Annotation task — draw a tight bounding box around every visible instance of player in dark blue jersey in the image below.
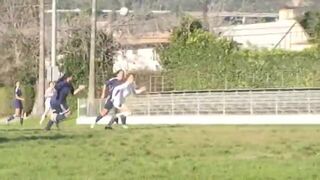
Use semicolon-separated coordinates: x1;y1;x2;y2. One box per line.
45;73;85;131
6;81;24;125
91;70;125;128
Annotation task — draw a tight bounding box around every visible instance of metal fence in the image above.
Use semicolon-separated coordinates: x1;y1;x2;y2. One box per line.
78;88;320;117
139;72;320;93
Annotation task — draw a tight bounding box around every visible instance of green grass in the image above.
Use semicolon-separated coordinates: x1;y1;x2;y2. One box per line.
1;119;320;180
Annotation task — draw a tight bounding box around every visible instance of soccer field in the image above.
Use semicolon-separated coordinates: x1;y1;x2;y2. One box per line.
1;119;320;180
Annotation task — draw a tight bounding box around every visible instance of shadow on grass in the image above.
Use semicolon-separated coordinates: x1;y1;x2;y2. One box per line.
0;134;75;144
0;128;45;132
129;125;184;130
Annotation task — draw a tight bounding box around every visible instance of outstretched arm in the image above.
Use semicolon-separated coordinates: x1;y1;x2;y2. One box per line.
101;85;107;99
73;85;86;95
134;86;146;94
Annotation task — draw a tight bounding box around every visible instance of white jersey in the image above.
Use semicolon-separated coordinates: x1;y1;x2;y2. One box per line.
111;82;135;108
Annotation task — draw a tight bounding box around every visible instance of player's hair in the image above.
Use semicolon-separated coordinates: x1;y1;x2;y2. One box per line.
126;73;135;79
114;69;125;77
57;72;72;84
14;81;19;93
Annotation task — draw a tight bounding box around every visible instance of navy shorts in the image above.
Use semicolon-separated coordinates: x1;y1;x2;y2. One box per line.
104;98;114;110
51;103;63;114
14;100;23;109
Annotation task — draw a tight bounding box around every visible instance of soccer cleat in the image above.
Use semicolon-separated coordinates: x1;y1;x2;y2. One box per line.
20;117;24;126
114;117;119;124
122;125;128;129
105;126;113;130
90;123;96;129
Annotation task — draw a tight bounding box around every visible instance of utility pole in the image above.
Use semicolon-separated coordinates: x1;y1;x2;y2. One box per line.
33;0;45;116
51;0;57;81
88;0;96;115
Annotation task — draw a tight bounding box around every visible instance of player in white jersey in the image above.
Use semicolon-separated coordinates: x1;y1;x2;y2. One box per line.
40;81;55;125
105;74;146;129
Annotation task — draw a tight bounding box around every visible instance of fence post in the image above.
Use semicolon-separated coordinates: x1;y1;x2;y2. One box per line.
222;91;226;115
161;76;164;92
308;90;311;114
197;92;200;115
275;92;279;115
171;93;174;115
149;76;152;93
250;91;253;115
147;94;150;116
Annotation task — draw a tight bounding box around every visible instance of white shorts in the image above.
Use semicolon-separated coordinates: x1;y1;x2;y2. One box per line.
45;98;51;110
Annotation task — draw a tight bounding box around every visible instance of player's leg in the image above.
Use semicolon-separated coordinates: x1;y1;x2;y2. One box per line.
6;107;19;124
118;105;131;129
45;103;62;131
40;99;50;125
91;99;112;128
19;108;24;126
105;108;118;129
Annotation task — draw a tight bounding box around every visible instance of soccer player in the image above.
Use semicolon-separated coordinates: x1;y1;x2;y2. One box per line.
6;81;24;125
91;70;125;128
40;81;55;125
44;73;85;131
105;74;146;129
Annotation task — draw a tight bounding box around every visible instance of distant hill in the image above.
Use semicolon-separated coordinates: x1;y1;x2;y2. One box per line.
57;0;320;13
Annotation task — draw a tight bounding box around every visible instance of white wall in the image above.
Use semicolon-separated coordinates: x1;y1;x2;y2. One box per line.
113;48;162;72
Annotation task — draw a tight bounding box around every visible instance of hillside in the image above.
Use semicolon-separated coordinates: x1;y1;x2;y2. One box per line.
55;0;320;13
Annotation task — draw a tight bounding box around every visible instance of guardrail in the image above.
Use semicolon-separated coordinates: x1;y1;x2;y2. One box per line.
78;88;320;117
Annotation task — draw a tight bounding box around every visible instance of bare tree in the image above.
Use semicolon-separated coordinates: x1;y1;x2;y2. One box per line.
0;0;38;84
32;0;45;116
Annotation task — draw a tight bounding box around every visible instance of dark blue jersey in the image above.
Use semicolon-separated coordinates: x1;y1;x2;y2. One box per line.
51;81;73;110
105;78;122;97
15;88;22;100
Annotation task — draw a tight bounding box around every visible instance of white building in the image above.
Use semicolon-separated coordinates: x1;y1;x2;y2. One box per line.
214;7;312;51
113;48;162;72
112;32;170;72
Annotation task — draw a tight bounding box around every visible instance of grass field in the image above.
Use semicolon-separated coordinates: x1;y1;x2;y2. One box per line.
1;118;320;180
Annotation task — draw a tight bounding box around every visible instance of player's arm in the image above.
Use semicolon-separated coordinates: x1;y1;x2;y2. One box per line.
15;89;24;101
134;86;146;94
73;85;86;95
15;94;24;101
101;85;110;99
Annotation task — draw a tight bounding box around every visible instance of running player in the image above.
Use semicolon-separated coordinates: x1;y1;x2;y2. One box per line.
40;81;55;125
105;74;146;129
91;70;125;128
6;81;24;125
44;73;85;131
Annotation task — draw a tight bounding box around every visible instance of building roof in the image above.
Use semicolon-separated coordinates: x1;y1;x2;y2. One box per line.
114;32;170;46
213;19;311;51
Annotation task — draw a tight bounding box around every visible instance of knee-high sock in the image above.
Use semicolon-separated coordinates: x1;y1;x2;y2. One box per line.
95;115;103;123
45;120;54;130
120;115;127;125
107;115;117;127
7;115;15;122
20;116;23;126
56;114;66;123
